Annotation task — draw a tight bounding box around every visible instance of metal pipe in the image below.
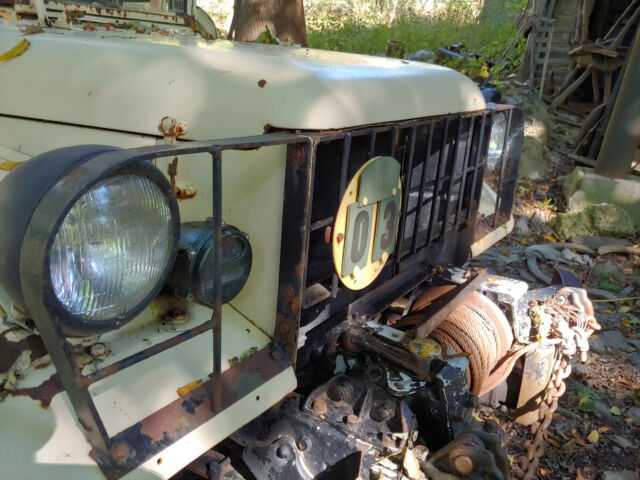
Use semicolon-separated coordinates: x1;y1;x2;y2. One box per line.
595;28;640;178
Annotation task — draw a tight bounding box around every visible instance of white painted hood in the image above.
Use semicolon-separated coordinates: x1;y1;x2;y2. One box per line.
0;24;486;139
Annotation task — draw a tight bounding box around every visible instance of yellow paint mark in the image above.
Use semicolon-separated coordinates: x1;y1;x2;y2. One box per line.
177;379;203;397
0;38;29;61
0;160;22;171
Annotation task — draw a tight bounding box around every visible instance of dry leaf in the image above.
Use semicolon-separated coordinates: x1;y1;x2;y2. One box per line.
577;470;587;480
548;438;560;447
0;10;11;20
403;448;421;480
540;467;550;477
501;250;510;257
619;378;633;387
21;24;44;35
597;425;610;433
544;235;557;243
176;379;203;396
619;305;632;313
587;429;599;443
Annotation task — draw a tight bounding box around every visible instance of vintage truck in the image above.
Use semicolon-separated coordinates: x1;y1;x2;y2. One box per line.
0;0;599;479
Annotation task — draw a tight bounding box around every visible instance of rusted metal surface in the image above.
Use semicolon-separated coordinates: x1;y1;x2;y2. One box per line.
515;344;555;426
17;133;313;480
103;344;289;478
342;324;431;378
403;268;489;340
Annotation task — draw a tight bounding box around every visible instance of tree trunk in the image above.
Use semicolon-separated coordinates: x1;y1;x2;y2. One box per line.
229;0;307;47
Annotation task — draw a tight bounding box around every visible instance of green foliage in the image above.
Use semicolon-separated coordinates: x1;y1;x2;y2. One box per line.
306;0;526;80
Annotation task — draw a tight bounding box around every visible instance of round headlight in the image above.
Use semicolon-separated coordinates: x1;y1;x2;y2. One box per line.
50;174;175;322
0;145;180;337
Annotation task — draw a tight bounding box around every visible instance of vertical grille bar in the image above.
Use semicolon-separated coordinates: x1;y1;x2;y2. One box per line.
395;125;417;265
493;109;513;227
466;113;487;222
368;130;377;158
210;148;223;412
389;126;398;157
411;121;434;254
427;118;450;242
441;117;463;236
331;134;352;298
455;116;477;229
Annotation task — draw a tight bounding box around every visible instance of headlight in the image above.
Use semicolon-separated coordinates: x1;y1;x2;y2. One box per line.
0;145;180;336
487;112;507;168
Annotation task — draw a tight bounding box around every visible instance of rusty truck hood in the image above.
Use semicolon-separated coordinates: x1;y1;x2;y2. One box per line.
0;24;486;139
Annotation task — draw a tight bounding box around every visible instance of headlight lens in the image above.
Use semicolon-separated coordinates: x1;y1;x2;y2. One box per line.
487;112;507;168
50;174;174;322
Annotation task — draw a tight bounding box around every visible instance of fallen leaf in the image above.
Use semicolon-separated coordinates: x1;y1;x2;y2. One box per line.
619;305;632;313
0;10;11;20
548;437;560;447
20;24;44;35
587;429;599;443
577;386;599;412
605;309;614;314
597;425;610;433
618;378;633;388
611;406;621;416
544;235;557;243
501;250;510;257
540;467;550;477
176;379;203;396
403;448;421;480
577;470;587;480
0;38;29;61
623;267;634;275
624;332;636;338
599;279;622;292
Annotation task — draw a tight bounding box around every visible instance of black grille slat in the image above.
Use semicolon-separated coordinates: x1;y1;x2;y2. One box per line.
304;112;488;319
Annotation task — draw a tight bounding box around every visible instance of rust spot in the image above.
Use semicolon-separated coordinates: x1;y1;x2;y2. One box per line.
8;374;63;409
324;225;332;244
21;24;44;35
83;22;97;31
112;443;131;463
337;233;344;243
289;297;301;315
279;285;295;303
263;123;273;133
257;79;267;88
1;328;48;372
311;398;327;414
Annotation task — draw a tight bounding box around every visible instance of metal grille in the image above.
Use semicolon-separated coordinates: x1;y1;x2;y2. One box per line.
303;112;490;322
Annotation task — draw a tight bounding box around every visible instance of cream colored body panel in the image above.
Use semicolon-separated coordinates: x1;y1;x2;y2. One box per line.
0;21;485;139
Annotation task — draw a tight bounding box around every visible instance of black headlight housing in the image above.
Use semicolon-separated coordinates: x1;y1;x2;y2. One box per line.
0;145;180;337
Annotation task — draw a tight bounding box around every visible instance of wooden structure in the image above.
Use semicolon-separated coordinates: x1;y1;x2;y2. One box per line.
519;0;640;172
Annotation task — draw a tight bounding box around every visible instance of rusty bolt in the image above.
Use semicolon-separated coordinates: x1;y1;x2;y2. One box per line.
311;398;327;415
324;225;332;244
452;455;474;475
328;378;354;402
112;443;130;464
276;444;293;460
336;232;344;244
89;343;107;358
371;402;395;422
297;436;312;451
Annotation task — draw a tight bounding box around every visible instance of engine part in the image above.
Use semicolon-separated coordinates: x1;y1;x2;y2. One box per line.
303;374;417;451
167;220;252;306
233;395;379;480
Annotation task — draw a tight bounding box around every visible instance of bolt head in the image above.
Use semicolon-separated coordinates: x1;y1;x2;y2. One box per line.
276;444;293;460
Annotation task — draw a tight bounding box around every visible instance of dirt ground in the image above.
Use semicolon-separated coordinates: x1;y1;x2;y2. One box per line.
472;138;640;479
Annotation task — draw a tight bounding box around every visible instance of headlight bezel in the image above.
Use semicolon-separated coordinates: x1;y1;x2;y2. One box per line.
17;150;180;337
